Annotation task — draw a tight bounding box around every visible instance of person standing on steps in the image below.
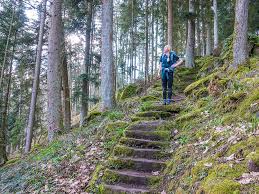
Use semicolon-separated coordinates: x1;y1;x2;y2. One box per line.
159;45;184;105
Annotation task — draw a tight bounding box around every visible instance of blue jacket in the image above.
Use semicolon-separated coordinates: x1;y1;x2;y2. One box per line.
160;51;179;79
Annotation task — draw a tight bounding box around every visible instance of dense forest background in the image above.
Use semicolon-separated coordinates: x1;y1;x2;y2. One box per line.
0;0;258;193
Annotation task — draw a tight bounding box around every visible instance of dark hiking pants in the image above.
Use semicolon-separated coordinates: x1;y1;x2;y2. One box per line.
162;71;174;100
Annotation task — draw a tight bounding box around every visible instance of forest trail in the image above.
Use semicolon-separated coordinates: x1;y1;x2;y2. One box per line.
101;95;185;193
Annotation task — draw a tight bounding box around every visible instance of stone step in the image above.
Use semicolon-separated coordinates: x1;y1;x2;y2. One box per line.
120;137;169;149
107;157;166;172
127;121;166;131
113;145;169;160
103;183;151;194
125;130;170;141
103;169;160;187
134;111;173;119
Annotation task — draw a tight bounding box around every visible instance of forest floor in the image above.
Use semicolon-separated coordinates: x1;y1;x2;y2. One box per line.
0;53;259;193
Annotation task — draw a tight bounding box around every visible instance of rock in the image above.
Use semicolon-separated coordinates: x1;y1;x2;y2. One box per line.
248;160;259;172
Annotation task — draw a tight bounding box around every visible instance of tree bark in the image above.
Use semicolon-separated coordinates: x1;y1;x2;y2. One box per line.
47;0;63;142
145;0;149;84
61;32;71;131
25;0;47;153
80;0;92;126
167;0;173;49
213;0;219;50
206;22;212;55
233;0;249;68
185;0;195;68
100;0;115;111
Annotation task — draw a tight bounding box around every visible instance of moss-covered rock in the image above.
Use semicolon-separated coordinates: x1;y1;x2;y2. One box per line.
140;103;181;113
86;111;102;122
120;84;139;100
184;72;218;96
200;179;241;194
130;116;156;122
135;111;172;119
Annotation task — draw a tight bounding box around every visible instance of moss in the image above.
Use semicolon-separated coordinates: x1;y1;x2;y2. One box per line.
120;84;139;100
236;89;259;118
191;159;214;183
141;104;181;113
246;151;259;166
140;95;160;102
184;72;218;95
102;169;120;184
113;145;133;157
86;111;102;122
103;110;124;120
130;116;156;122
106;157;133;170
87;165;104;192
135;111;172;119
217;91;247;113
227;136;257;157
176;109;203;123
201;179;241;194
105;121;128;133
148;176;162;189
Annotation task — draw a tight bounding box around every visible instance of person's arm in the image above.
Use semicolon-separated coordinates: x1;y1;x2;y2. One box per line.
172;58;184;68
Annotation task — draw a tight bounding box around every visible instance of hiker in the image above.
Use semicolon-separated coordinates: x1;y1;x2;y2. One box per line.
159;45;184;105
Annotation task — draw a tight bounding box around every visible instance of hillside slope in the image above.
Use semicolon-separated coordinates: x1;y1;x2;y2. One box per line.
1;54;258;193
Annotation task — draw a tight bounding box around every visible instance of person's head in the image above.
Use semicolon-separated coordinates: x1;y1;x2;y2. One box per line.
164;45;171;54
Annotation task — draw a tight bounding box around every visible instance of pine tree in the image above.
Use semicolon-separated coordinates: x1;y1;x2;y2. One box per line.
100;0;115;111
233;0;249;68
47;0;63;142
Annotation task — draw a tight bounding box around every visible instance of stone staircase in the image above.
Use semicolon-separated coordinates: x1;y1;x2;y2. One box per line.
102;120;169;193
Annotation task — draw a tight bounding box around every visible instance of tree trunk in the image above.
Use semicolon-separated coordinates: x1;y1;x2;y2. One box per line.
47;0;63;142
185;0;195;68
100;0;115;111
167;0;173;49
213;0;219;50
233;0;249;68
145;0;149;84
206;22;212;55
0;43;15;165
25;0;47;153
80;0;92;126
196;18;201;56
61;32;71;131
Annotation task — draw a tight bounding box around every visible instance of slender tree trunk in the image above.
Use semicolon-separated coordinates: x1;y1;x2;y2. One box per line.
61;33;71;131
196;18;201;56
25;0;47;153
213;0;219;50
145;0;149;84
101;0;115;111
0;43;15;164
47;0;63;142
167;0;173;49
80;0;92;126
233;0;249;68
185;0;195;68
206;22;212;55
155;15;158;75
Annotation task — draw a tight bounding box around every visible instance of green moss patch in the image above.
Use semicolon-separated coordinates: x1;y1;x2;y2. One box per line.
135;111;172;119
120;84;139;100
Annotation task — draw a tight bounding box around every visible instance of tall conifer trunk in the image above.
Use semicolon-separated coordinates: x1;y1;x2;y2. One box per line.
233;0;249;68
47;0;63;142
25;0;47;153
100;0;115;111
